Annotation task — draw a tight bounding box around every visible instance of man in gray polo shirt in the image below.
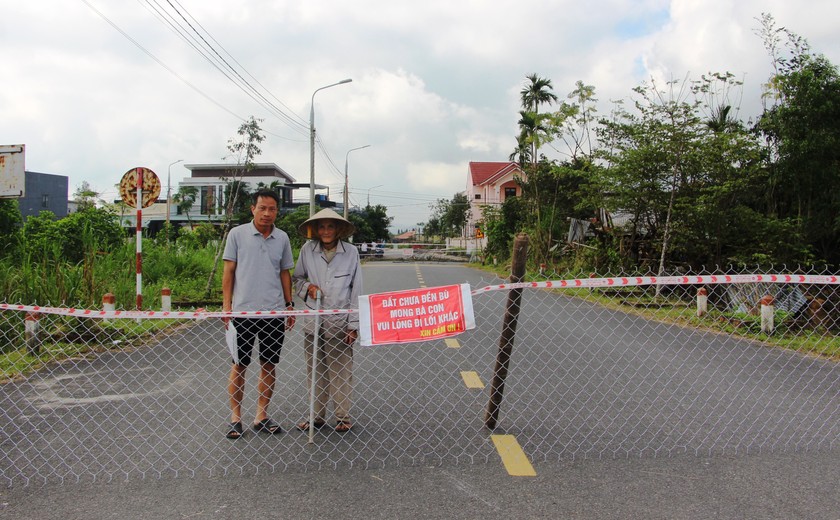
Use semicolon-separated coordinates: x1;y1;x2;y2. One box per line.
222;189;295;439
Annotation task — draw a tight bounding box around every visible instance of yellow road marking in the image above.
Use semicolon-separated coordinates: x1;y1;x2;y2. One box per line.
444;338;460;349
491;435;536;477
460;371;484;389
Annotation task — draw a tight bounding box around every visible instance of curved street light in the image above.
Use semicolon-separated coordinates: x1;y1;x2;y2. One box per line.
166;159;183;228
366;184;383;207
310;78;352;216
344;144;371;219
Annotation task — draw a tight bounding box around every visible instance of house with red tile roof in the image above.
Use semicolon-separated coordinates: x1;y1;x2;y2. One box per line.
466;161;524;236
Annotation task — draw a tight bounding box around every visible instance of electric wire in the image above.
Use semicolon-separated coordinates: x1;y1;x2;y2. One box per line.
78;0;245;121
136;0;308;135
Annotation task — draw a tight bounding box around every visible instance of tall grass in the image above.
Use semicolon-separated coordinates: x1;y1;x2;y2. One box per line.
0;234;222;309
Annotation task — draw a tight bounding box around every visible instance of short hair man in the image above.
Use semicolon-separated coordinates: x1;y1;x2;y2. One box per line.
222;189;295;439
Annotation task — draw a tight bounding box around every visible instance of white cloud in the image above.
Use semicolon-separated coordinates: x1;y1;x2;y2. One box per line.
3;0;840;230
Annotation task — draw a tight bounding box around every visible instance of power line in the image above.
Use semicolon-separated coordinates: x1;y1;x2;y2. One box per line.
79;0;245;121
136;0;309;134
167;0;308;129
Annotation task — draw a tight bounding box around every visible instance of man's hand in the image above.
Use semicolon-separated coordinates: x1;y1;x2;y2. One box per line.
222;304;231;328
307;284;321;300
345;329;358;345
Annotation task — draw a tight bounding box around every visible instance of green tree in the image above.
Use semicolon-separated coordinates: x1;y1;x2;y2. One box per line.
517;73;558;170
594;76;706;279
55;208;123;262
277;205;311;249
223;179;253;225
756;16;840;266
0;199;22;258
172;185;198;229
482;196;526;262
357;204;393;243
427;193;470;239
73;181;99;211
206;116;265;297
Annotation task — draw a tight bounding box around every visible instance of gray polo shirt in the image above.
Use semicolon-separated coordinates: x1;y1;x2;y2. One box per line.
223;221;294;311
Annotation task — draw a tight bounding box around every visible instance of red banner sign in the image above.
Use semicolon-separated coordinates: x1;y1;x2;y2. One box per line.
359;284;475;346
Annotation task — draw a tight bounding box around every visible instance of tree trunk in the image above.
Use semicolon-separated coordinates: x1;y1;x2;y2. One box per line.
655;170;679;297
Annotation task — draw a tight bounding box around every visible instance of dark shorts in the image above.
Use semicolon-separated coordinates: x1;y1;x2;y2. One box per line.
231;317;285;366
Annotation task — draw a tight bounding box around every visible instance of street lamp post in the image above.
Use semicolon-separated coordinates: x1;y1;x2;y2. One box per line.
343;145;370;219
367;184;383;207
166;159;183;228
310;78;352;216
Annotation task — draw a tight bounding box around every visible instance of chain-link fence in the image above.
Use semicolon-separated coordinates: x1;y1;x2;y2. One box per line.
1;266;838;487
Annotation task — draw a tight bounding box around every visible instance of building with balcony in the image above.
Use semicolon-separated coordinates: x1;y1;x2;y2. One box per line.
466;161;524;236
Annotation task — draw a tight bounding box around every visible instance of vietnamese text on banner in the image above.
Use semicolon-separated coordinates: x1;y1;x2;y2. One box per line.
358;283;475;346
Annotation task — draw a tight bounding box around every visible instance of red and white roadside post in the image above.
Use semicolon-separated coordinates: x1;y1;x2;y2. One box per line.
102;292;116;324
119;166;161;312
161;287;172;312
24;311;41;356
760;295;775;334
135;168;143;310
696;287;708;317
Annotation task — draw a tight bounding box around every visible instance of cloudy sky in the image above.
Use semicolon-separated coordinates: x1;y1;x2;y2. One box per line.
3;1;839;232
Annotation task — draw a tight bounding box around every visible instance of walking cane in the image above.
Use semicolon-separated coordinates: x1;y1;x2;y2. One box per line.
308;290;322;445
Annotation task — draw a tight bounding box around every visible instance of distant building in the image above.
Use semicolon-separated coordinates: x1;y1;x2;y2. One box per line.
175;163;297;220
18;171;69;220
393;230;416;243
466;161;524;237
118;162;333;230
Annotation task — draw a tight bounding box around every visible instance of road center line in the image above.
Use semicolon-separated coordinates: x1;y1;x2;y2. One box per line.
444;338;460;349
460;370;484;388
491;435;537;477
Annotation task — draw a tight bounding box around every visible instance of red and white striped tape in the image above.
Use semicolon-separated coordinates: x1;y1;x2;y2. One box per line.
1;274;836;318
471;273;840;294
0;305;353;320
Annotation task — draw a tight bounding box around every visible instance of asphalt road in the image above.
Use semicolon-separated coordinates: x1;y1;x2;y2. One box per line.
1;261;838;519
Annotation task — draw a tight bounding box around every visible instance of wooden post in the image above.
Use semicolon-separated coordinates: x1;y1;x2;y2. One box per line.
696;287;708;317
161;287;172;312
485;233;529;429
24;312;41;356
760;295;775;334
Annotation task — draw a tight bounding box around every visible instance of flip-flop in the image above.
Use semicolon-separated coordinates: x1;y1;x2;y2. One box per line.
253;418;283;435
296;419;326;431
335;420;353;433
226;422;244;440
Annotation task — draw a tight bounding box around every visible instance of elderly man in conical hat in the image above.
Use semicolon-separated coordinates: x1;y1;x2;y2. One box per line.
292;208;362;433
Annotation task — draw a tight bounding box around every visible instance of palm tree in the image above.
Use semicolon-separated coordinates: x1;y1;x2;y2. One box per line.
509;137;532;166
519;74;558;169
172;186;198;228
706;104;738;133
520;73;558;114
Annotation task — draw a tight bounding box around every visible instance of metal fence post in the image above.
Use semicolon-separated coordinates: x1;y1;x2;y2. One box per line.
485;233;529;430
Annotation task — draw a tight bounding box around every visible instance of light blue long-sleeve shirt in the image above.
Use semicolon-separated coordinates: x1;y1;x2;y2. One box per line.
293;240;362;334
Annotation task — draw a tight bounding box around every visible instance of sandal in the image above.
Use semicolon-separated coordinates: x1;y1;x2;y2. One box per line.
253;418;283;435
226;422;244;440
335;420;353;433
296;419;326;431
